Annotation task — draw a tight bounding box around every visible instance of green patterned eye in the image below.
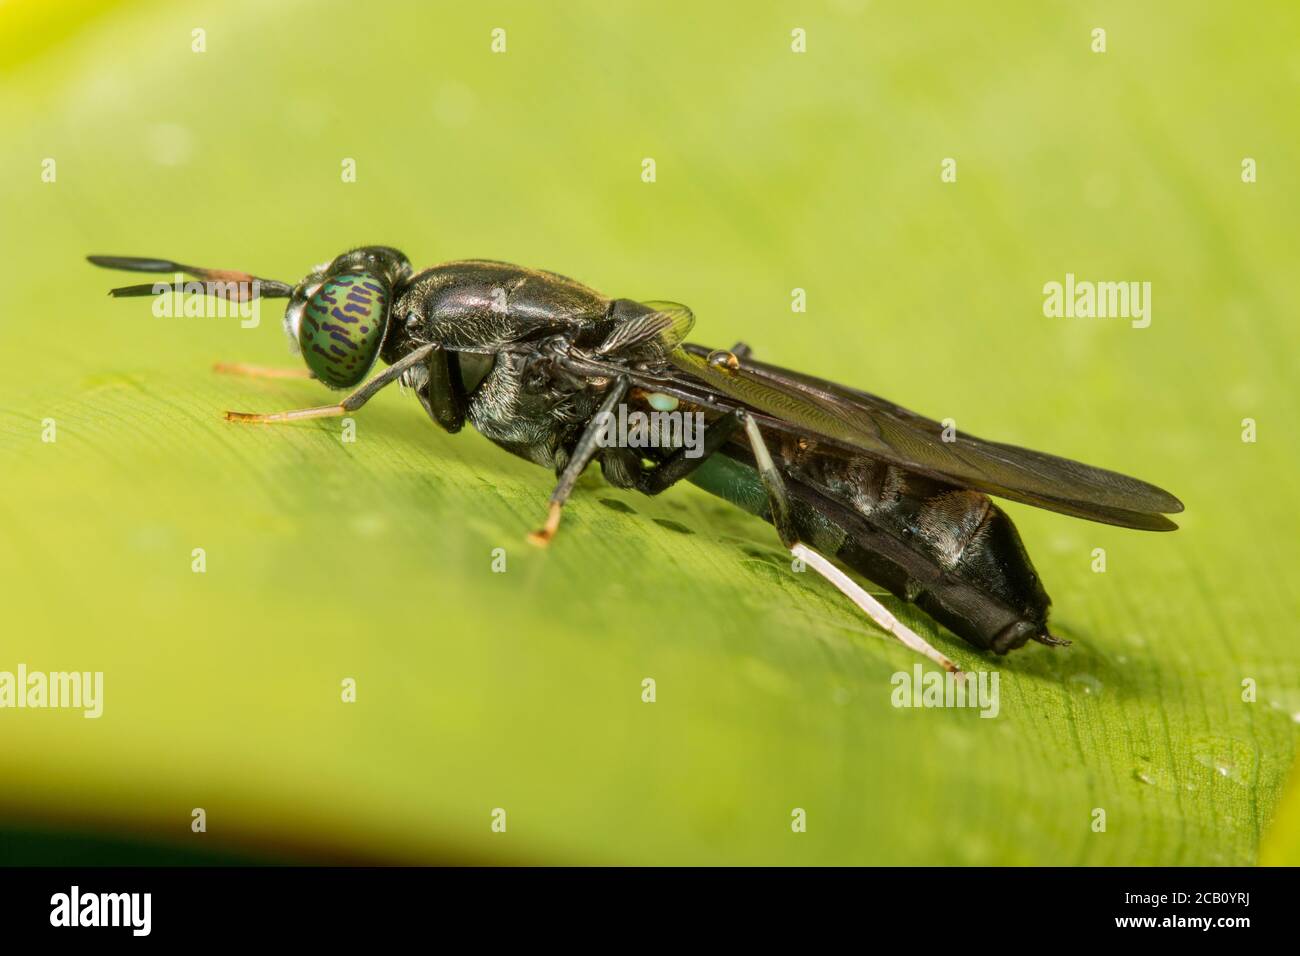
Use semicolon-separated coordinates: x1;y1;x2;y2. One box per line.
297;273;389;388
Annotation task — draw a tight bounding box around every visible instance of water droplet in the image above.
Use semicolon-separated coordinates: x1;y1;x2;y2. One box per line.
707;349;740;371
1262;690;1300;723
1191;736;1254;786
1069;673;1103;696
1131;759;1178;792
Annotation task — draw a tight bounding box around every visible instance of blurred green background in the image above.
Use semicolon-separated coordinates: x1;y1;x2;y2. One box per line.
1;0;1297;865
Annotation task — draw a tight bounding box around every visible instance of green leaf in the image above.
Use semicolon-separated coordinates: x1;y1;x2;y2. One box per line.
1;0;1297;865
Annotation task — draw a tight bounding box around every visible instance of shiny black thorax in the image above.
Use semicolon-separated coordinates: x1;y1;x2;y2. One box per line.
382;260;663;470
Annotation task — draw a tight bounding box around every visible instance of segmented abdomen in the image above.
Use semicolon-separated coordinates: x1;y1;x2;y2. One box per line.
686;432;1053;652
780;440;1052;651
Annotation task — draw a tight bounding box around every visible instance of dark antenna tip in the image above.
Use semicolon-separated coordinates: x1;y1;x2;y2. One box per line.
87;254;184;273
87;254;294;301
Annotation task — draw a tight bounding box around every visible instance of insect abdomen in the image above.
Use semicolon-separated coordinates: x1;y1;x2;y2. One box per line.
689;447;1052;654
832;486;1052;654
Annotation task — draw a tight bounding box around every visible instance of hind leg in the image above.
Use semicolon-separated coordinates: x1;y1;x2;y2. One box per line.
739;413;959;673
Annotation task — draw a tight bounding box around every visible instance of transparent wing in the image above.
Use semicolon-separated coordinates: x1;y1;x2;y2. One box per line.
597;302;695;360
648;345;1183;531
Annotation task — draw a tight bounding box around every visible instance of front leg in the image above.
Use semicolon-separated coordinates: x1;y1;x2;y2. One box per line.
225;345;435;424
412;346;468;433
527;376;631;546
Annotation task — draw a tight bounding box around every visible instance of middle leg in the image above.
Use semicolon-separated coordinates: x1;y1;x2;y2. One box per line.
632;411;742;495
527;376;631;546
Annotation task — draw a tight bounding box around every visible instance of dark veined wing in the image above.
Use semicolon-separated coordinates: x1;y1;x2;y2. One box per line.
651;344;1183;531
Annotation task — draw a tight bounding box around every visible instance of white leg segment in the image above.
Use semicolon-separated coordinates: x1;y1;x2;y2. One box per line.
791;542;960;673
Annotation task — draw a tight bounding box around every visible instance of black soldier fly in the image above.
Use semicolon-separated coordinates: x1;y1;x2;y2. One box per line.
88;248;1184;672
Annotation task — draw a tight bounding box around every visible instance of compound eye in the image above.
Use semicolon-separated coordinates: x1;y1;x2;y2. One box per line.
298;273;388;388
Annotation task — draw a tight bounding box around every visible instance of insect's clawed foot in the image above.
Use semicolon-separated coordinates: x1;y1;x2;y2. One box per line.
526;503;564;548
217;362;338;424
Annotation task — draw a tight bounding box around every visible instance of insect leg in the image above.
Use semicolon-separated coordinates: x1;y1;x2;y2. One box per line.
741;413;798;546
634;411;742;495
729;342;753;361
224;344;435;424
416;347;467;433
740;413;959;673
213;362;314;380
527;376;631;547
